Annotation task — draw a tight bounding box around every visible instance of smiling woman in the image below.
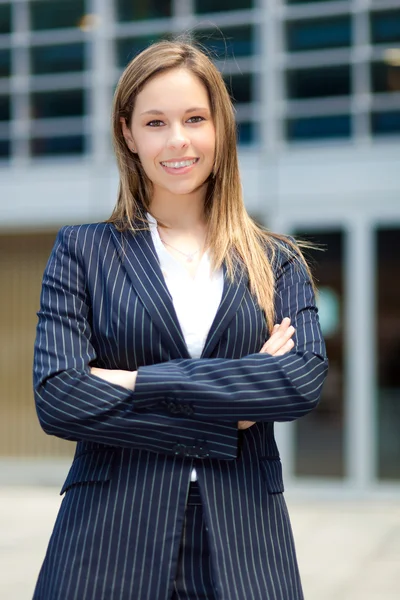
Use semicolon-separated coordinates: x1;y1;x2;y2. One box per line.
32;36;327;600
120;68;216;205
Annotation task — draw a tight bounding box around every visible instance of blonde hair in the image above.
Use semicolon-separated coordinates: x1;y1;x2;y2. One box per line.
109;37;315;332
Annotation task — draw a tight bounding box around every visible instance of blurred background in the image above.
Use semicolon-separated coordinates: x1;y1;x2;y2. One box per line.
0;0;399;499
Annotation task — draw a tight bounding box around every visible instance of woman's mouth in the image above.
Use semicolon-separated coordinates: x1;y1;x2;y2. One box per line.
160;158;199;174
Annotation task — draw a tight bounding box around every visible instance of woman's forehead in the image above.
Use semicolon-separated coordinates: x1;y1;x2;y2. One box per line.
134;68;210;113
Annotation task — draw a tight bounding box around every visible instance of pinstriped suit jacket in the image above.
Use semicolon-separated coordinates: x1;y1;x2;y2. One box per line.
33;220;328;600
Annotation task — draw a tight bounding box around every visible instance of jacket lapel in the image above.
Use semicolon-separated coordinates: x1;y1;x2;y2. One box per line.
201;263;248;359
109;223;191;360
109;222;248;361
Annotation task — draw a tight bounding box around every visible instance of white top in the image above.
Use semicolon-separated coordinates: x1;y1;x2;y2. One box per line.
147;213;224;482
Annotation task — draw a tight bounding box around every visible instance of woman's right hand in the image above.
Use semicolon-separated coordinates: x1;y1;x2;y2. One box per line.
238;317;295;430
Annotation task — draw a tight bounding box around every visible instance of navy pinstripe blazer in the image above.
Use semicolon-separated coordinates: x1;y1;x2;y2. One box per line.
33;221;328;600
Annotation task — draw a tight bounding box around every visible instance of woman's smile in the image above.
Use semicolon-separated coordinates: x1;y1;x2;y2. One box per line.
160;157;199;175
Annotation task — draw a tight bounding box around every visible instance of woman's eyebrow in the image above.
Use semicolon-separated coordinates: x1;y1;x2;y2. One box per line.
140;106;210;116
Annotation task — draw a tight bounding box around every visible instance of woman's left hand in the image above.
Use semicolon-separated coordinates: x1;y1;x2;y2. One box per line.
238;318;296;430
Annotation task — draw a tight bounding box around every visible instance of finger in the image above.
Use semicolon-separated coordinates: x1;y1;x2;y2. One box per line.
238;421;256;430
261;325;295;355
273;338;295;356
279;317;291;330
260;325;279;353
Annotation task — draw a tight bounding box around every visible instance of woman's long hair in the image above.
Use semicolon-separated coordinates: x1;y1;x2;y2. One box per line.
109;37;315;332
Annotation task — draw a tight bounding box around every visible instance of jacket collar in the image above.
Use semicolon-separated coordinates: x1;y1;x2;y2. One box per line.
109;221;248;360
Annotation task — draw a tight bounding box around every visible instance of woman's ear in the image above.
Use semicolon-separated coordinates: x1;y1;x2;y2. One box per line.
120;117;137;153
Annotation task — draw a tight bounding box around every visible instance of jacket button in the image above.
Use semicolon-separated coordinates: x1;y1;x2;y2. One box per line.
173;443;186;456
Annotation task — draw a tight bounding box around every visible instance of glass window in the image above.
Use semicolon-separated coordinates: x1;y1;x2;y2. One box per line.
376;228;400;481
286;114;351;140
287;0;346;3
195;0;253;13
237;121;256;145
224;73;252;103
287;65;351;99
31;43;85;75
31;90;84;119
371;111;400;135
370;10;400;45
116;34;167;67
116;0;171;22
30;0;84;31
0;3;11;35
0;138;10;158
194;25;254;59
286;16;351;52
371;62;400;93
31;134;84;156
0;95;10;121
0;48;11;78
293;231;345;478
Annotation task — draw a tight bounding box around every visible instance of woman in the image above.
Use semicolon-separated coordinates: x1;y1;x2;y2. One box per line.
33;39;328;600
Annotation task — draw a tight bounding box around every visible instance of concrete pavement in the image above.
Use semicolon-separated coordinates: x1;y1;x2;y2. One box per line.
1;486;399;599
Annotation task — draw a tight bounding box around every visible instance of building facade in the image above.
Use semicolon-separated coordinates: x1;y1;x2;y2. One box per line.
0;0;399;496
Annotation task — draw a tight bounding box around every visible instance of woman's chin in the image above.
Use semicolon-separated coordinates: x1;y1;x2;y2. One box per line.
163;181;206;197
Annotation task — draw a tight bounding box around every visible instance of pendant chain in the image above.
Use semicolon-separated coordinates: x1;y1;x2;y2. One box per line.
159;237;200;263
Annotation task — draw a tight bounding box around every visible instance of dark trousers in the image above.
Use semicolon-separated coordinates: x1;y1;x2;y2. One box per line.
171;482;217;600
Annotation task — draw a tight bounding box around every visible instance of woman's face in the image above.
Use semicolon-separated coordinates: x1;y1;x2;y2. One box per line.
122;68;216;200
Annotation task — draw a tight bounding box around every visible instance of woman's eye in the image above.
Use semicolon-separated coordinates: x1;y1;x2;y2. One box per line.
187;116;205;123
147;120;164;127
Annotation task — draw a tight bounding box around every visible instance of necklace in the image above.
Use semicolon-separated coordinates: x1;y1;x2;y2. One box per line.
159;238;200;263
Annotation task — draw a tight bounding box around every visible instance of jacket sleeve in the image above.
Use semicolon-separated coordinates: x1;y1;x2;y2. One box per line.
133;249;328;422
33;226;239;459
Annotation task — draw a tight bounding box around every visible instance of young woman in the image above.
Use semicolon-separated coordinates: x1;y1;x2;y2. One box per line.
33;39;328;600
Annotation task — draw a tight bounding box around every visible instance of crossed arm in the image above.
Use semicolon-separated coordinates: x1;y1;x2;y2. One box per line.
34;226;327;456
90;317;297;430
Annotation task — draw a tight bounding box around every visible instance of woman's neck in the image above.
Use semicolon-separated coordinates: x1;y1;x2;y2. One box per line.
149;189;207;232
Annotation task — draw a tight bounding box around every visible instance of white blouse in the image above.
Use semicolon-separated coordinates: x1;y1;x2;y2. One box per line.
147;213;224;482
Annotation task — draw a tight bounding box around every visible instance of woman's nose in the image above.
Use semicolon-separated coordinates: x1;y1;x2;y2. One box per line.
167;126;189;150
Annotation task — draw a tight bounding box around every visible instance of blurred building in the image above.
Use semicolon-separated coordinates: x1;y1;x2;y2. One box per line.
0;0;399;496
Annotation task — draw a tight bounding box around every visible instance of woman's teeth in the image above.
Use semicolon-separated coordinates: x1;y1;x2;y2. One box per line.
161;159;197;168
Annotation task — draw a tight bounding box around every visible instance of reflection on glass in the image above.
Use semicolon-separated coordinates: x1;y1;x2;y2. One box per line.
377;229;400;481
0;48;11;78
195;0;253;14
371;62;400;93
224;73;252;103
287;65;351;98
371;111;400;135
31;43;85;75
294;231;345;478
194;25;254;59
117;34;167;67
287;0;346;3
0;3;11;35
0;139;10;158
0;95;10;121
31;135;84;156
116;0;171;21
237;121;256;145
370;10;400;45
30;0;84;31
286;114;351;140
31;90;84;119
286;16;351;52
